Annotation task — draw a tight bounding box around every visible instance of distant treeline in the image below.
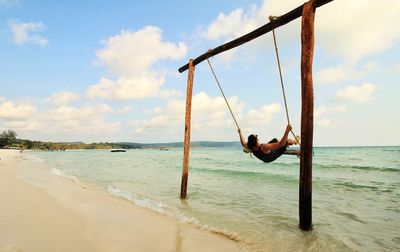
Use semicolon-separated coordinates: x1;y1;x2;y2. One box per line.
117;141;241;149
8;140;240;151
3;139;114;150
1;129;240;150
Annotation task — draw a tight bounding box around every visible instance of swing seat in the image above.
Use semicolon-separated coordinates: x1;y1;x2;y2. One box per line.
284;149;300;156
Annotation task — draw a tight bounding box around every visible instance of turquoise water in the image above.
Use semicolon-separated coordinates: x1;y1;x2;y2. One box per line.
33;146;400;251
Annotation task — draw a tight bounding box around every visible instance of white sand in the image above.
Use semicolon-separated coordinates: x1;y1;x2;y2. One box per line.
0;150;245;252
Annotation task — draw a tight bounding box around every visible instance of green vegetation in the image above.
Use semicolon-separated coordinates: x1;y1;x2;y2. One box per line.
0;129;241;151
0;129;113;150
0;129;17;148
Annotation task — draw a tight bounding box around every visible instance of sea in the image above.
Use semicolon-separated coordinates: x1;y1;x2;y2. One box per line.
32;146;400;251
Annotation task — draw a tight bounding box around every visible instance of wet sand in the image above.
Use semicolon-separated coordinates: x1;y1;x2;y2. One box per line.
0;150;244;252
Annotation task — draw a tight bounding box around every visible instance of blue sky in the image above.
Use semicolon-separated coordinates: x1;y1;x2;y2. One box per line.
0;0;399;146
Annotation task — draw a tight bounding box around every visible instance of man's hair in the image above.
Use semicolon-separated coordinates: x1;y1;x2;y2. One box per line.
247;134;258;149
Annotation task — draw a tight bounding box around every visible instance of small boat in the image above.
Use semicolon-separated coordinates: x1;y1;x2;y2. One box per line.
111;149;126;153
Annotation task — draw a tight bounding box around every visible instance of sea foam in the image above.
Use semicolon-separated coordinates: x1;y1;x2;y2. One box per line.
106;185;244;244
107;185;199;224
50;168;89;189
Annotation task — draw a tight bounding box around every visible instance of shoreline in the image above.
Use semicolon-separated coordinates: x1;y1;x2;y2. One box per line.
0;150;245;252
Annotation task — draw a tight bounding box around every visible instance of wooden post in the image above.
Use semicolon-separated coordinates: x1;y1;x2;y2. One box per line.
180;59;195;199
299;0;315;231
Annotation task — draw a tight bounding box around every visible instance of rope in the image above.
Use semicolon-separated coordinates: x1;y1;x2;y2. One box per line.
270;16;301;146
206;57;240;130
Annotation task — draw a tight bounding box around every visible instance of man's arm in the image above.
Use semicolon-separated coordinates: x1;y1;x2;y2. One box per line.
238;129;248;149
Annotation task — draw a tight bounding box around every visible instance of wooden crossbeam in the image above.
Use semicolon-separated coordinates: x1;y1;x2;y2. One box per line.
178;0;333;73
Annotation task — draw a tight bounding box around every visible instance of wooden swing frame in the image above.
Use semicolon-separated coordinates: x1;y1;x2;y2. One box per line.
178;0;334;231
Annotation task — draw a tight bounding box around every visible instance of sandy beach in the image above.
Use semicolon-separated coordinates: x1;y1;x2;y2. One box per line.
0;150;244;252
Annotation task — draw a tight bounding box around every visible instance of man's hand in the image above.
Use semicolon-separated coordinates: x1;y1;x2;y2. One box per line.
286;124;292;133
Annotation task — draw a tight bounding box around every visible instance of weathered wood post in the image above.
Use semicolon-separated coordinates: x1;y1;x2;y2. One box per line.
299;0;315;231
180;59;195;199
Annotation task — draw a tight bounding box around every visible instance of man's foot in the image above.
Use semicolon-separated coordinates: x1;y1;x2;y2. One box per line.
295;135;301;145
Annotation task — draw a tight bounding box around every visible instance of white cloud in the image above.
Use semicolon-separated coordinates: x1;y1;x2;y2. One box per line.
315;105;346;119
44;104;110;121
9;20;48;46
245;103;281;127
44;91;80;106
192;92;245;130
43;106;83;121
201;0;400;64
314;104;347;128
315;65;363;85
0;100;37;120
130;92;245;136
129;92;285;141
315;62;378;85
88;26;187;101
205;9;242;40
217;49;237;65
201;0;304;44
392;63;400;74
132;93;211;133
335;83;376;103
0;98;121;140
87;75;163;100
116;106;133;114
316;0;400;63
96;26;187;76
159;89;182;99
204;8;258;41
96;103;114;113
39;104;119;137
4;120;42;131
316;118;333;127
263;0;400;63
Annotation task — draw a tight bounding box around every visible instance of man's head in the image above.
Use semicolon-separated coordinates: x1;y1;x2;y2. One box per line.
247;134;258;149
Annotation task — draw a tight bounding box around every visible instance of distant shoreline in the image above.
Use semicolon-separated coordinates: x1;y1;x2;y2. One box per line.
2;138;399;151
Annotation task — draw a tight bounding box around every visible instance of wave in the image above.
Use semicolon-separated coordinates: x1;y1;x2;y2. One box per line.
192;166;298;183
315;164;399;173
195;167;265;177
107;186;245;244
329;181;397;195
50;168;89;189
108;186;196;223
336;212;366;224
333;181;379;191
381;148;400;152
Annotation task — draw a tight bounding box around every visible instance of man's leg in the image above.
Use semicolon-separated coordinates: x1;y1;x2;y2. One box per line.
287;136;301;145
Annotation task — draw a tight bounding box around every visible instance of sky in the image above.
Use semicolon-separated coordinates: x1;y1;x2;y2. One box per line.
0;0;399;146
